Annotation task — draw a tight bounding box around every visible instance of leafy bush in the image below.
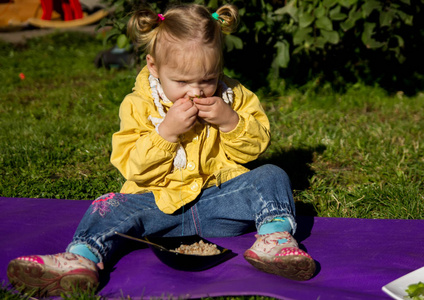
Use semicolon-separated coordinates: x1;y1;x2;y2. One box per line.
259;0;424;93
99;0;424;93
269;0;415;66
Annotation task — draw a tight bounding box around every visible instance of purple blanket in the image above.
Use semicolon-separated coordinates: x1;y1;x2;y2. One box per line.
1;197;423;299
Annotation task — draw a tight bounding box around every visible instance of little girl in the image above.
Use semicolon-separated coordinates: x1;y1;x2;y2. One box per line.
7;3;316;297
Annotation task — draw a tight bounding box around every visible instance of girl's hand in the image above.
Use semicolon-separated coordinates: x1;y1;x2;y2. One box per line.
193;96;239;132
158;98;198;142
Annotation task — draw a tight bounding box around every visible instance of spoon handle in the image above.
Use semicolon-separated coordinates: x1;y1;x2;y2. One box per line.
114;231;170;252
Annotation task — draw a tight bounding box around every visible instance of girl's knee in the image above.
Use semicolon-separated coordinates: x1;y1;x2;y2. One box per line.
90;193;128;218
92;193;126;205
257;164;290;180
93;193;115;203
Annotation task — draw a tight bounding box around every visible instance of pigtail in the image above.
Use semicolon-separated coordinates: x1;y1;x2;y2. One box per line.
127;8;162;51
215;4;239;34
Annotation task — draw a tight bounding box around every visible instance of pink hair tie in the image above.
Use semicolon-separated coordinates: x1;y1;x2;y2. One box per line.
158;14;165;22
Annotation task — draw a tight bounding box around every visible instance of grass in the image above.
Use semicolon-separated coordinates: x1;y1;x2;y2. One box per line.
258;85;424;219
1;30;423;299
0;31;132;200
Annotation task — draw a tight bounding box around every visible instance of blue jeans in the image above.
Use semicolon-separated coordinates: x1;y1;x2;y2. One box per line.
66;164;296;263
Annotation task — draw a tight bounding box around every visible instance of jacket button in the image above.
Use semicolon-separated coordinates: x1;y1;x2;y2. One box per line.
187;162;195;171
190;181;199;191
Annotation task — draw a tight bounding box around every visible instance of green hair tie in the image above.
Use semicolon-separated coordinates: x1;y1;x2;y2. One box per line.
212;12;219;21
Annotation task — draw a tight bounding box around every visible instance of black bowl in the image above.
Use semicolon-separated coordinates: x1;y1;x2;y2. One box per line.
145;235;234;271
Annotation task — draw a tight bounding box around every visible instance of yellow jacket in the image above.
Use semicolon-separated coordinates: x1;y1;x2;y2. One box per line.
111;66;270;214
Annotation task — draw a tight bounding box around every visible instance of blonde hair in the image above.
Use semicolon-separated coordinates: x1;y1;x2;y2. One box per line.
127;4;239;73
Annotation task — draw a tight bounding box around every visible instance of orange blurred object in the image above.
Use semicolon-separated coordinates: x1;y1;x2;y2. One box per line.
0;0;107;30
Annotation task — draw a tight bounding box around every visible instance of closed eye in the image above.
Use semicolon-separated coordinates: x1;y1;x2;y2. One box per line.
203;78;216;83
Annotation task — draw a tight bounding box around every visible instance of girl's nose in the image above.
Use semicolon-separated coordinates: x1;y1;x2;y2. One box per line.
187;86;203;98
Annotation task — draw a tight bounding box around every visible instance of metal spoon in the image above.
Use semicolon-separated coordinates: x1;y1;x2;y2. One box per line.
114;231;177;252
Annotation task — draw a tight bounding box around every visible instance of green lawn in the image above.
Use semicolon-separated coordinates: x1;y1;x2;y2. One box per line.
1;30;423;299
258;85;424;219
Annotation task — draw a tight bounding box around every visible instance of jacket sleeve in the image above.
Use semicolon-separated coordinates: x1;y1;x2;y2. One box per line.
219;79;271;164
110;95;178;185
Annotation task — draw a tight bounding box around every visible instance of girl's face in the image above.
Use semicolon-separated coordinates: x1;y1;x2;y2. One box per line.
147;42;220;102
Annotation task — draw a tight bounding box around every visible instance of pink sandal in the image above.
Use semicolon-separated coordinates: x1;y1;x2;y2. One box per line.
244;231;316;281
7;252;99;297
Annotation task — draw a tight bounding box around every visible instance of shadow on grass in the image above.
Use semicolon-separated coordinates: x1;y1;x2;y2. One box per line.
245;145;326;217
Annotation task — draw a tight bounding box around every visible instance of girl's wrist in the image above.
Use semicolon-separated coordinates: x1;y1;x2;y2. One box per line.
158;123;179;143
219;111;239;133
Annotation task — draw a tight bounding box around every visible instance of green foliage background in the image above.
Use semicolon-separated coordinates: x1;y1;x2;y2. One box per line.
1;31;423;219
100;0;424;94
